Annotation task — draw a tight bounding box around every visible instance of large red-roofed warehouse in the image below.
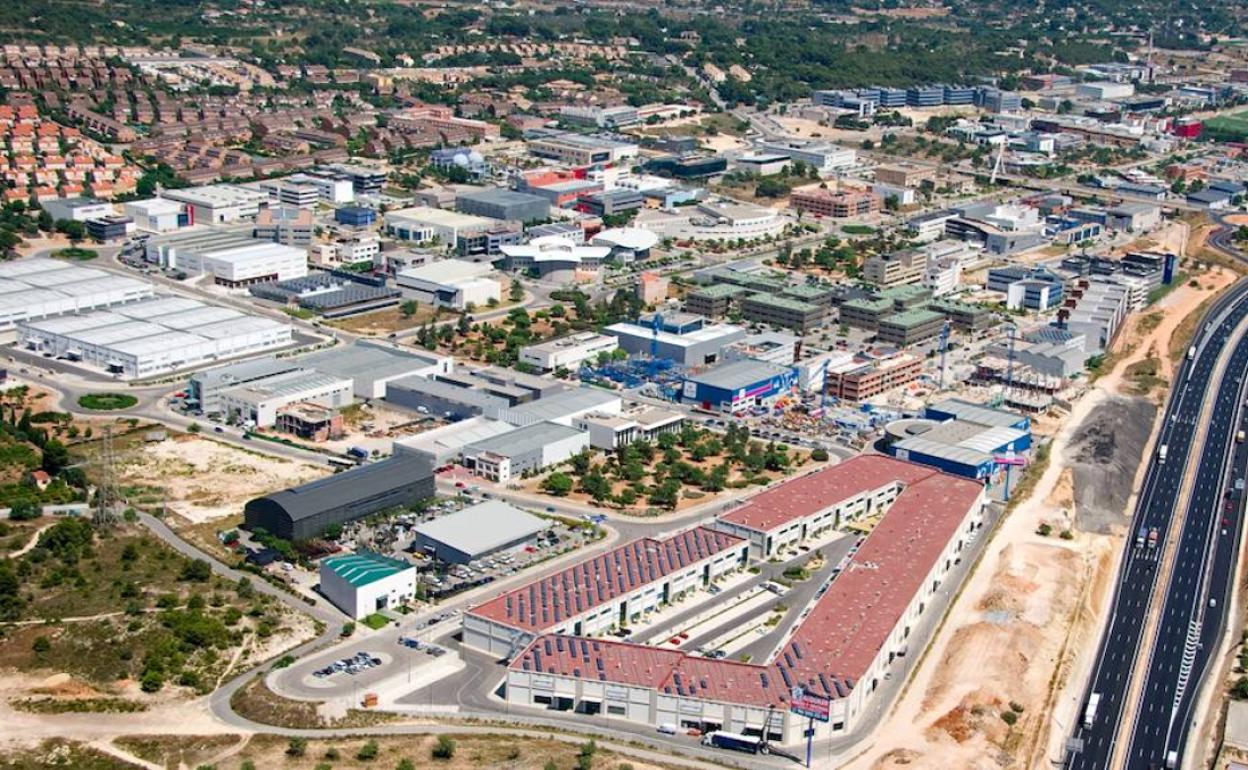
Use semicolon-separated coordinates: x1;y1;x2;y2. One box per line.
493;455;987;744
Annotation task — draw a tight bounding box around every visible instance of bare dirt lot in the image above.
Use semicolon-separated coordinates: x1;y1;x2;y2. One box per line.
117;433;328;524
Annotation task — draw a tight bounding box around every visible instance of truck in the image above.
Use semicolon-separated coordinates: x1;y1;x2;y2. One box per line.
1238;430;1245;443
702;732;767;755
1158;444;1169;463
1148;528;1159;549
347;446;370;461
1166;750;1178;768
1083;692;1101;729
1188;346;1196;360
1136;526;1148;549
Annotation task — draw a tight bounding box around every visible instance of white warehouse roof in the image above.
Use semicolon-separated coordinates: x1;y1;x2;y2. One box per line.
413;500;547;559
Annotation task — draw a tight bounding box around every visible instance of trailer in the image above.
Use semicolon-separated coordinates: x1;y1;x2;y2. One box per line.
701;731;767;755
1083;692;1101;729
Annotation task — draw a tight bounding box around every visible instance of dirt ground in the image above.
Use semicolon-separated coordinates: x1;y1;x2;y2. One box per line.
117;434;328;523
846;257;1233;770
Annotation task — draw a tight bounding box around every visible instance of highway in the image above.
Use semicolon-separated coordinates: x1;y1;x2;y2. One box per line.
1065;226;1248;770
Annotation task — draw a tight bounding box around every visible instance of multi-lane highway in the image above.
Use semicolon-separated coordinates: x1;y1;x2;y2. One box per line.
1066;232;1248;770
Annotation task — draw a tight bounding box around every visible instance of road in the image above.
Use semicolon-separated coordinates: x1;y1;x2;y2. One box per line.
1064;222;1248;770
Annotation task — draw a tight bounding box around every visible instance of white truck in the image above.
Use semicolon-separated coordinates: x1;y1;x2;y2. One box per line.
1159;444;1169;463
1083;692;1101;729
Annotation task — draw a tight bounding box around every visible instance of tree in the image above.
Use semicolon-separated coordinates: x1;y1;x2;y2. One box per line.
287;738;308;757
54;219;85;243
400;300;419;318
32;636;50;654
341;621;356;637
581;471;612;503
9;500;38;521
180;558;212;582
509;279;524;302
431;735;456;760
543;472;574;497
811;448;830;462
397;760;415;770
40;439;69;475
356;740;379;760
457;313;471;336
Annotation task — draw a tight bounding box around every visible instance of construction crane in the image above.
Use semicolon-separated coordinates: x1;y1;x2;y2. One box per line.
989;139;1007;186
937;320;952;390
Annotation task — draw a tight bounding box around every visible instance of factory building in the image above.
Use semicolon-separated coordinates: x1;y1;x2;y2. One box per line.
411;500;547;565
0;258;154;333
464;527;749;656
244;454;435;541
391;417;516;466
144;229;308;286
501;456;986;742
456;189;550;223
161;184;269;224
319;551;417;619
757;141;856;174
189;358;305;416
300;341;451;399
123;198;186;233
527;132;639;166
677;359;798;413
520;332;620;373
217;369;353;428
461;421;589;482
18;296;292;378
395;260;500;310
881;399;1033;478
605;313;745;367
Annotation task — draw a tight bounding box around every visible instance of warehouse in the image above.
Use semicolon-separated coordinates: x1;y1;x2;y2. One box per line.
145;229;308;286
244;454;436;541
464;527;749;656
189;358;305;415
386;375;510;420
301;341;451;399
520;332;619;373
456;188;550;223
0;258;154;333
500;387;622;428
883;401;1032;479
320;551;417;619
677;359;798;413
605;313;745;367
461;421;589;482
385;206;495;245
124;198;185;232
18;295;293;378
411;500;547;565
392;416;517;465
249;273;399;318
395;260;500;310
161;184;269;224
925;398;1031;432
217;368;354;428
502;456;986;743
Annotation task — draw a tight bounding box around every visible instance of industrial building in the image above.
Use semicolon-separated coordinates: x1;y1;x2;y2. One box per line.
456;188;550;223
677;359;798;413
520;332;619;372
0;258;154;333
18;295;293;378
392;417;518;466
189;357;304;415
464;527;749;656
40;197;115;223
161;184;269;224
881;399;1032;478
123;198;186;233
527;132;640;166
217;368;353;428
500;456;986;742
300;341;450;399
244;454;435;541
461;421;589;482
757;140;856;174
249;273;399;318
411;500;547;565
395;260;500;310
320;551;417;619
605;313;745;367
144;229;308;286
824;350;923;402
500;388;622;428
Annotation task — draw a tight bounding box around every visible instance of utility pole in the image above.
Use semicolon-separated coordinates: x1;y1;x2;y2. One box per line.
92;425;120;529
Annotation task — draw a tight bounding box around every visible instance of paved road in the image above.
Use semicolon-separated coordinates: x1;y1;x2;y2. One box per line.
1064;224;1248;770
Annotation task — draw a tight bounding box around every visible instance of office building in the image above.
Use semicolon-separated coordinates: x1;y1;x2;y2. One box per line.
791;188;881;219
527;132;639;165
605;313;745;366
521;332;619;373
456;189;550;223
395;259;500;310
461;421;589;482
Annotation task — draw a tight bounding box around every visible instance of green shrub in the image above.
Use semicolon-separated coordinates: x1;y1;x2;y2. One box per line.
431;735;455;760
356;739;379;760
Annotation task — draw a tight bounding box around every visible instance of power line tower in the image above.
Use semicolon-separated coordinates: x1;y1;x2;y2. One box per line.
92;425;120;529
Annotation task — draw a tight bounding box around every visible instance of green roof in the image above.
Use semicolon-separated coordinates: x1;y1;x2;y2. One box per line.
322;551;412;587
879;285;931;301
842;297;893;312
782;284;831;300
742;292;822;313
928;298;990;316
691;283;750;299
881;308;944;328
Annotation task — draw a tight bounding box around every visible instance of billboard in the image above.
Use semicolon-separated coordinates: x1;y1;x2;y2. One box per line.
789;686;830;722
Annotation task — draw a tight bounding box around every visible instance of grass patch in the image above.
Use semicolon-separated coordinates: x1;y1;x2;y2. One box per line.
841;224;877;235
113;735;240;769
229;675;401;729
52;247;98;261
12;696;148;714
1146;273;1187;306
1005;441;1051;513
1169;294;1215;363
1137;312;1164;334
1124;356;1167;396
362;612;390;630
77;393;138;411
0;740;139;769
